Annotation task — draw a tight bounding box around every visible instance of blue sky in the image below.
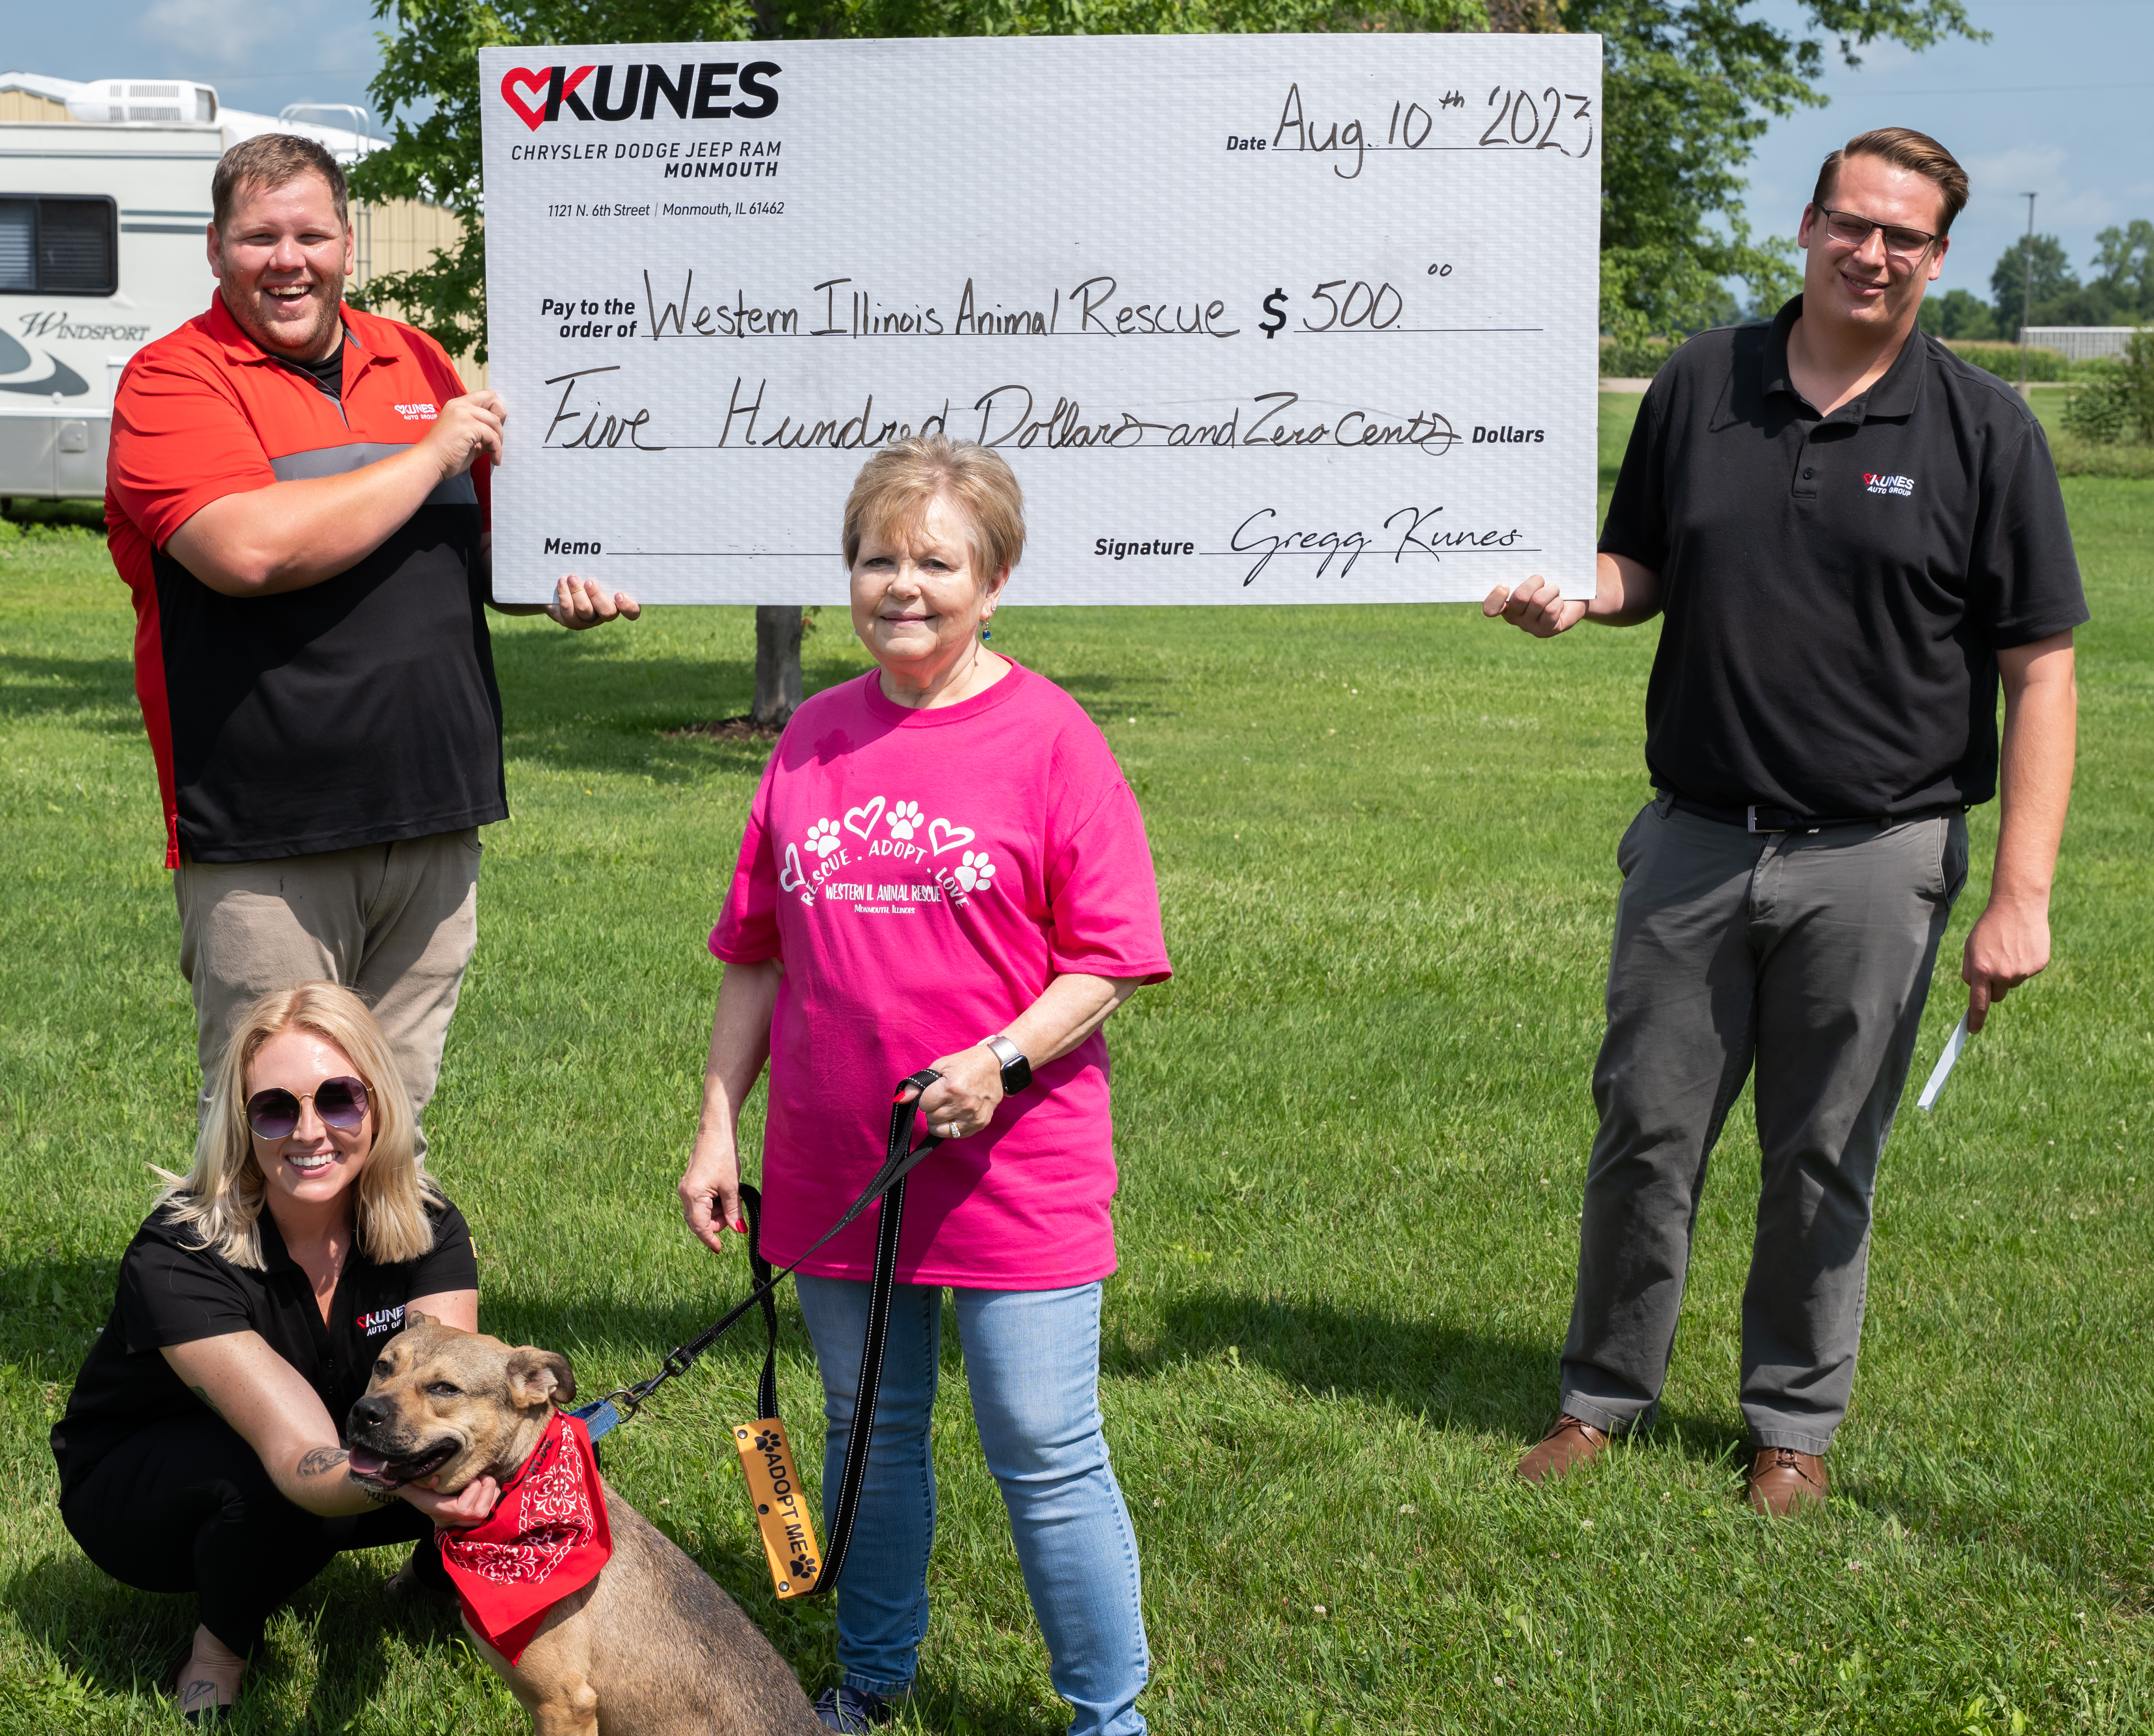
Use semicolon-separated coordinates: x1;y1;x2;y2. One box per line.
9;0;386;131
1738;0;2154;315
10;0;2150;315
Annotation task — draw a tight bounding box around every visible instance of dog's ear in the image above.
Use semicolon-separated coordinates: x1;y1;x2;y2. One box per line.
505;1346;576;1410
405;1310;431;1331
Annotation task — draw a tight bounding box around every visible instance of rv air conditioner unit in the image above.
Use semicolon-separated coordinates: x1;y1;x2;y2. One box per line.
66;81;219;126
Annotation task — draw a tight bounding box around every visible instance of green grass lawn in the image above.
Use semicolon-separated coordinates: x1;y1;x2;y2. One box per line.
3;398;2150;1734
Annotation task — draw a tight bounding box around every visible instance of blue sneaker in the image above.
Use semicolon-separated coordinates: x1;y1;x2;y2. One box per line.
813;1685;894;1732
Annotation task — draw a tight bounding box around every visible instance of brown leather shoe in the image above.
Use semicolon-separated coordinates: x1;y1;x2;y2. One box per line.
1516;1414;1610;1484
1747;1447;1829;1516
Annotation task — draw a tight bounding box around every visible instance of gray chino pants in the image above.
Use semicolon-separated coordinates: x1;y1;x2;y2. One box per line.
174;829;483;1163
1558;795;1968;1454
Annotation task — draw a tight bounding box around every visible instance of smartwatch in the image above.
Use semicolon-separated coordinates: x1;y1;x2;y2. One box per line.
983;1034;1033;1095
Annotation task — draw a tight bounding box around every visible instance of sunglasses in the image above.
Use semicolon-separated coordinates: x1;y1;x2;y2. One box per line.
246;1076;371;1140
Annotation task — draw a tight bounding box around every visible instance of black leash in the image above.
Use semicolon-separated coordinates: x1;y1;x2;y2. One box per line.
569;1068;943;1596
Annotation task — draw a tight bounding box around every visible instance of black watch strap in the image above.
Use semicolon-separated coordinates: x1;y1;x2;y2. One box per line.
983;1034;1032;1094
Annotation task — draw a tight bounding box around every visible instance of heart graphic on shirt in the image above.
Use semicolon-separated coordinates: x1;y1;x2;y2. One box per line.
497;68;554;131
778;841;809;894
842;797;886;839
927;818;975;857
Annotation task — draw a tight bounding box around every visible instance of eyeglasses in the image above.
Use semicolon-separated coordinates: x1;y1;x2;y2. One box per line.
1819;208;1940;263
246;1076;371;1140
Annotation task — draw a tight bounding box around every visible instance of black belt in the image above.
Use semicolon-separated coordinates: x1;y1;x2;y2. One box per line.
1666;794;1962;835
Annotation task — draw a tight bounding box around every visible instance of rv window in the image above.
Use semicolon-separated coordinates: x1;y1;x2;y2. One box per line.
0;204;31;292
0;198;119;296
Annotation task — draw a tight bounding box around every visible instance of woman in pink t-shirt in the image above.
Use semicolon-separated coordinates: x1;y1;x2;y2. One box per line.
679;438;1171;1736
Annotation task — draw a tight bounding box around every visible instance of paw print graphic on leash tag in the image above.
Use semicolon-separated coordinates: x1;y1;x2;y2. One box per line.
733;1417;823;1600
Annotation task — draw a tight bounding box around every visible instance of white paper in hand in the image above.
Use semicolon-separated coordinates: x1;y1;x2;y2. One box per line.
1915;1013;1970;1112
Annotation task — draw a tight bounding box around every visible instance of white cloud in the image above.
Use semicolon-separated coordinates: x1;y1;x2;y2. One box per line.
1963;143;2116;231
139;0;298;68
1825;38;1924;78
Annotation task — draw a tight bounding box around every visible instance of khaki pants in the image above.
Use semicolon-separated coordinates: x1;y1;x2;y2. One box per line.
1558;796;1968;1454
174;829;482;1160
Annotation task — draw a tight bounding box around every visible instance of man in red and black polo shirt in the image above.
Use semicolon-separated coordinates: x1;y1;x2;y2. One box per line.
108;132;638;1148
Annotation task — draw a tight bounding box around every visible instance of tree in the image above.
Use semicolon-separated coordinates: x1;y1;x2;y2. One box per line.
1579;0;1982;342
2090;218;2154;321
1917;286;1995;341
1989;233;2076;336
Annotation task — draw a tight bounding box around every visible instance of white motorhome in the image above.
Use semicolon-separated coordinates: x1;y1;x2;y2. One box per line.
0;72;413;501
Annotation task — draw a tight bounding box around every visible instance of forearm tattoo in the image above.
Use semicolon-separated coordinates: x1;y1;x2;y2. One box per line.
187;1384;224;1418
296;1446;350;1478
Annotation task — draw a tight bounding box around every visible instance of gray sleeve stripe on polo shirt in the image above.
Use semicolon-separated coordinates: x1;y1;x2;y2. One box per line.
267;443;479;507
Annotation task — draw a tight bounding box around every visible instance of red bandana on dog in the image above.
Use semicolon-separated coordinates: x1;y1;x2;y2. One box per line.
438;1409;612;1663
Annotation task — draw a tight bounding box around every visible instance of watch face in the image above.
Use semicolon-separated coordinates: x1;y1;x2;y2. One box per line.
1002;1055;1033;1094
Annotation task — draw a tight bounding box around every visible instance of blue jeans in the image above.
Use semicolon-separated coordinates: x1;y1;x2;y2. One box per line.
795;1276;1149;1736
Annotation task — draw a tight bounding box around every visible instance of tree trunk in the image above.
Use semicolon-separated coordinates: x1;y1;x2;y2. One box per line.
753;605;804;727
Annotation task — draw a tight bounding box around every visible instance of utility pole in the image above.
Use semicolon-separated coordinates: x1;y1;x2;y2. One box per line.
2018;192;2038;397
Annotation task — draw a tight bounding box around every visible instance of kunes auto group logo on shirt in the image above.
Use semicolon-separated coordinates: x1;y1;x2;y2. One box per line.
1864;471;1915;498
778;796;998;916
498;60;781;131
356;1305;406;1338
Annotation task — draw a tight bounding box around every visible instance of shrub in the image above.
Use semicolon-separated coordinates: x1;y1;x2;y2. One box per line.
2061;379;2133;445
1946;342;2073;383
2123;330;2154;442
2050;436;2154;479
1600;338;1681;379
2058;336;2154;444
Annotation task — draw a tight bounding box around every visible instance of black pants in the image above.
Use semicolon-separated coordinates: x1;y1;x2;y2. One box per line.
60;1413;450;1657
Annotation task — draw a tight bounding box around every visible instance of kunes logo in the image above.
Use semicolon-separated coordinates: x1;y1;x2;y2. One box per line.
499;61;780;132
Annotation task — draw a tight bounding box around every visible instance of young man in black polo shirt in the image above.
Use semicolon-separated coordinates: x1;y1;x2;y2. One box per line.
1486;127;2084;1513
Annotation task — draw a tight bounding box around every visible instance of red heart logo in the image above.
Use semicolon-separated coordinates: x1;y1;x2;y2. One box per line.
500;67;551;132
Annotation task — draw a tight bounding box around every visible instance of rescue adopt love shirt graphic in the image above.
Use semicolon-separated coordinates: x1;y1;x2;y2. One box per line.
711;660;1171;1289
778;787;999;912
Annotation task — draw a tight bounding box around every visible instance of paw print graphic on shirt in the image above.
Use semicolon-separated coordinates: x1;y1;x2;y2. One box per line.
886;800;924;841
952;850;997;894
805;818;842;858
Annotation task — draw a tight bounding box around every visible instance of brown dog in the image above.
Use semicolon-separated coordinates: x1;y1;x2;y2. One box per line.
346;1313;823;1736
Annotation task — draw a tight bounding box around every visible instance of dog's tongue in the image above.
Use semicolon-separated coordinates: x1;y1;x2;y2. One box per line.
346;1448;393;1479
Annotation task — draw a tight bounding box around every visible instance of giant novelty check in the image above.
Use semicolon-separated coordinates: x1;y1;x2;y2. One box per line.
478;34;1602;605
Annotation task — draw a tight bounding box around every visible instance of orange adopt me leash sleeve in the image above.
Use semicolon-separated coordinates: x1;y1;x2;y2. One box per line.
438;1410;612;1663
